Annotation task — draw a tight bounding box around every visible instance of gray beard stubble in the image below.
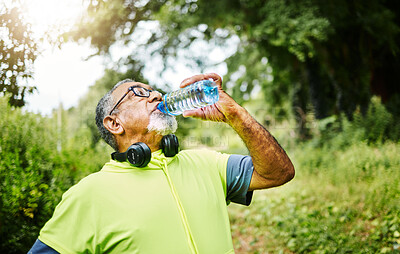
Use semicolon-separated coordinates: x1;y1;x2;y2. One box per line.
147;111;178;136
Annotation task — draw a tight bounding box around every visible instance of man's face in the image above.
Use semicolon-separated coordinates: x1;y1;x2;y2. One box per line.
111;82;177;136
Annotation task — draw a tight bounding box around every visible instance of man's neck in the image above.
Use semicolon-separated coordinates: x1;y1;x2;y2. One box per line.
117;132;163;153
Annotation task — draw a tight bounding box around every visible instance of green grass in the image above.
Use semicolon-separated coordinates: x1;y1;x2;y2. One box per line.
228;141;400;253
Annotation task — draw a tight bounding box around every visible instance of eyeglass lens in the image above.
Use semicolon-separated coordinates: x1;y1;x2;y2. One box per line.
132;87;150;97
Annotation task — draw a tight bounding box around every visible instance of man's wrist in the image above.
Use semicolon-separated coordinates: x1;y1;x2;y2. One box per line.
225;104;251;127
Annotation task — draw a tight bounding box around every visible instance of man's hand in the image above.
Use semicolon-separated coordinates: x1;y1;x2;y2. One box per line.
179;73;239;123
181;73;295;191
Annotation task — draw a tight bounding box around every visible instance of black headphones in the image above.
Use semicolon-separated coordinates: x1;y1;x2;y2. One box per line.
111;134;179;167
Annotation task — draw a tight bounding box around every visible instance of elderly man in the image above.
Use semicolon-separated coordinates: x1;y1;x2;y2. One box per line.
29;73;294;253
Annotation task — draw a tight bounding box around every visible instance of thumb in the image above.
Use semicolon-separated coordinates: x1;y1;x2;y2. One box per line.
182;109;202;118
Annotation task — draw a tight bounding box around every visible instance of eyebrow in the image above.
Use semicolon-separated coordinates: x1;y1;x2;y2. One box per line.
133;83;152;90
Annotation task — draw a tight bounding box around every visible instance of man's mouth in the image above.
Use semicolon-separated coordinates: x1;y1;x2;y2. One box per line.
151;103;162;114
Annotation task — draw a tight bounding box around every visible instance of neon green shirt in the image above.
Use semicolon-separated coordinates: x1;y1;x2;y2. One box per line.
39;149;235;254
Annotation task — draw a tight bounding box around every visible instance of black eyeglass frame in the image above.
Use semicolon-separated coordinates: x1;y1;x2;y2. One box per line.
108;85;154;115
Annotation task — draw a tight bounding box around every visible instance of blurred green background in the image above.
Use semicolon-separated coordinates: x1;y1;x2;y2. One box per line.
1;0;400;253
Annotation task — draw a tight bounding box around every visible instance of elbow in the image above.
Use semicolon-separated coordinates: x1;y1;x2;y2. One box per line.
276;162;295;186
252;161;295;190
284;162;295;183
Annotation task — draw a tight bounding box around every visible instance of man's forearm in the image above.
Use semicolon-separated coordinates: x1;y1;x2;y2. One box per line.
178;72;294;189
226;105;295;189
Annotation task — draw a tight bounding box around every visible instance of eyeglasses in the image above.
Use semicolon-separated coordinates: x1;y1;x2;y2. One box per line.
109;85;156;115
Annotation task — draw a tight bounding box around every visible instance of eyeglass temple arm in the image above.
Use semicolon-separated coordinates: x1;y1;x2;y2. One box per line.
108;90;130;115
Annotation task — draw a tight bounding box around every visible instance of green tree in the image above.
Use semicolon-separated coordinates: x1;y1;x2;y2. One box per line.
0;1;38;107
69;0;400;138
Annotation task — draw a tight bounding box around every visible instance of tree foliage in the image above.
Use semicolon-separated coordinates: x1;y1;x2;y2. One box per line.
0;1;38;107
69;0;400;127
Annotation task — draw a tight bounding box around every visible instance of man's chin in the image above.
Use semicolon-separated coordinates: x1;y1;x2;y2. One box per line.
147;111;178;136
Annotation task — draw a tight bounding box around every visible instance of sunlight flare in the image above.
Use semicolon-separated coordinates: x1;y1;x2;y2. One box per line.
23;0;86;37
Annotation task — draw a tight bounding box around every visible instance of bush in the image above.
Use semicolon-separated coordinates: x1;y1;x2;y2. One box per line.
0;99;76;253
0;96;112;253
314;96;400;148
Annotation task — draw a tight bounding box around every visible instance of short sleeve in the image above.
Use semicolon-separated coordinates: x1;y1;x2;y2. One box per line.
226;155;254;206
28;239;59;254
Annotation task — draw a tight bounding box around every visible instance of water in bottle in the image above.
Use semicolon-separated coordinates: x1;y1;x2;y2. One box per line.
157;79;219;115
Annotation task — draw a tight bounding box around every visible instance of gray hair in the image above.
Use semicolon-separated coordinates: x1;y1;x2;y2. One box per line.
95;79;134;151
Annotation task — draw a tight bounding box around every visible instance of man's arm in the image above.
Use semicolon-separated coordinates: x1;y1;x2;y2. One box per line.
180;73;295;191
224;104;294;190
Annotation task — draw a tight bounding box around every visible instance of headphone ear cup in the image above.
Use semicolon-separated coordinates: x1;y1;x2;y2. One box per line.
126;142;152;167
161;134;179;157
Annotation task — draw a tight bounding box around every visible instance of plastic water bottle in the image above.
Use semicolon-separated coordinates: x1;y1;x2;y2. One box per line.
157;79;219;115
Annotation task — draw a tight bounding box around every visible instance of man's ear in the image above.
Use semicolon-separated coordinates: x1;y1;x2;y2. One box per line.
103;115;124;135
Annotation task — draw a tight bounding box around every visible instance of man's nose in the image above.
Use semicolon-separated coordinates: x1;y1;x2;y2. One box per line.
148;90;162;103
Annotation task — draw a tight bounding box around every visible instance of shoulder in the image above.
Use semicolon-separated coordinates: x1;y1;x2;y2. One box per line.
60;172;105;200
176;149;231;176
177;149;230;165
178;149;230;159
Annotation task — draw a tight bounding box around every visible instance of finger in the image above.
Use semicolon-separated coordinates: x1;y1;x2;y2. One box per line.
179;73;222;88
180;74;207;88
182;109;204;118
204;73;222;88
